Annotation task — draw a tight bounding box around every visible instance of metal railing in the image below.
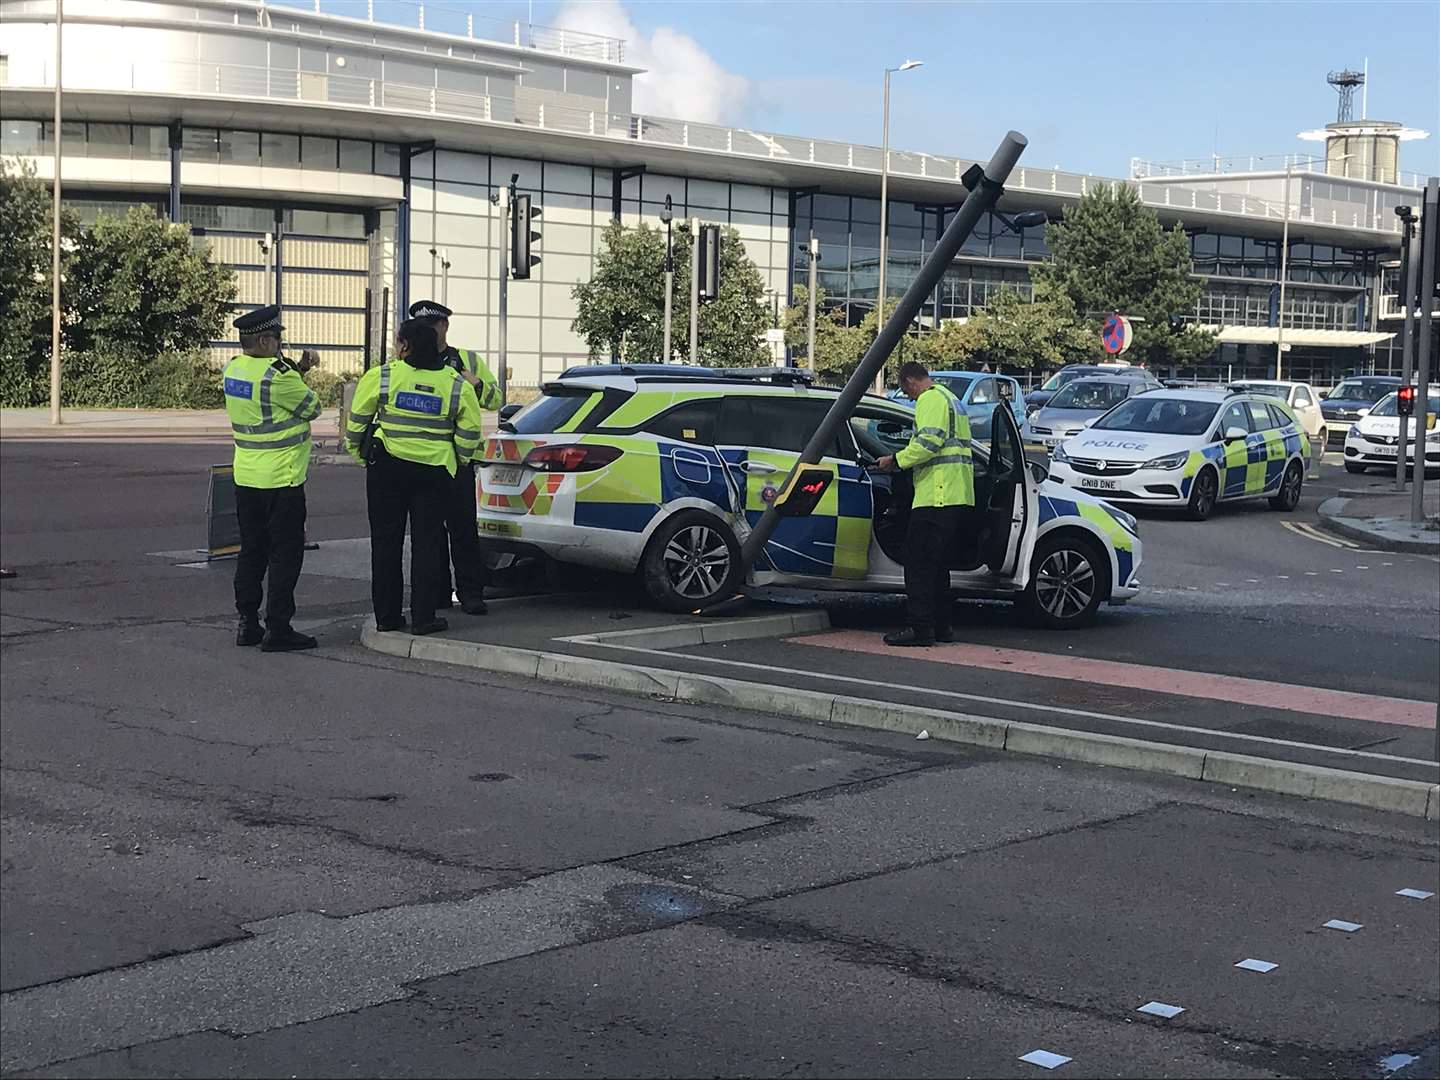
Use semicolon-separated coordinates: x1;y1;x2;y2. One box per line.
1131;153;1425;190
1;54;1407;237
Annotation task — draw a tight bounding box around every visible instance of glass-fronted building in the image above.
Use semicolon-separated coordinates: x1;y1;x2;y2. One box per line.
0;0;1423;385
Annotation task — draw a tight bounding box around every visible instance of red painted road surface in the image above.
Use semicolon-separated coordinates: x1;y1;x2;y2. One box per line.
791;632;1437;729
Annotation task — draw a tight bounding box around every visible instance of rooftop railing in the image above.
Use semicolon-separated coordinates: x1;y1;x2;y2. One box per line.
2;54;1406;237
1130;153;1425;190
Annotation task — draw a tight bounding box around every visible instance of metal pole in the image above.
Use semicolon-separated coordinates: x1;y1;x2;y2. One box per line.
380;285;390;360
363;285;373;370
806;232;818;372
739;130;1028;573
440;248;449;306
875;68;891;394
1410;177;1438;525
662;217;673;362
688;217;699;364
1275;163;1291;381
1396;221;1419;490
49;0;63;425
498;182;511;406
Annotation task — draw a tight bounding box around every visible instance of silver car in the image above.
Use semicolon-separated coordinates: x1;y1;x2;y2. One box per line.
1023;377;1157;453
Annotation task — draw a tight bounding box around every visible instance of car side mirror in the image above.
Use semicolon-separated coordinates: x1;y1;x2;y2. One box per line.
1357;408;1371;418
499;403;523;421
999;382;1014;400
1318;391;1329;400
1223;426;1248;442
1028;460;1049;484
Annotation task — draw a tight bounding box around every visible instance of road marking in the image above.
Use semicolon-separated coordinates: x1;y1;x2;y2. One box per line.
1305;571;1320;575
1356;565;1369;570
583;644;1440;768
1284;520;1357;549
792;633;1436;729
1277;575;1290;579
1329;568;1345;573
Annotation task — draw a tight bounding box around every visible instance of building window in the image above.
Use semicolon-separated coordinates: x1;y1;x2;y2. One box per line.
301;135;338;170
218;130;261;165
375;142;402;176
0;119;43;156
338;139;372;172
183;127;220;162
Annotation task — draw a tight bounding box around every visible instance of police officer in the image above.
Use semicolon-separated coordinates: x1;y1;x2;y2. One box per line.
876;360;976;647
347;319;484;635
221;305;323;652
409;300;501;615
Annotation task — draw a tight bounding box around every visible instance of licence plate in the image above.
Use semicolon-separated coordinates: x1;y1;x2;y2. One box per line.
489;464;524;485
1044;437;1062;449
1371;445;1398;457
1082;479;1121;491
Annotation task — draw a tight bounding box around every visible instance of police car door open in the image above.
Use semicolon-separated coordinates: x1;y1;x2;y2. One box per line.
990;404;1037;585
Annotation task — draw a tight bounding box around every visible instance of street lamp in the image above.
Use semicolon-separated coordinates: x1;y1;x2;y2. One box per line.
660;195;674;362
874;58;922;392
993;209;1049;235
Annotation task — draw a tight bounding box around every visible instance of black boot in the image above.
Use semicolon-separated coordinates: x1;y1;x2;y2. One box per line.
236;615;264;647
374;617;408;633
460;596;489;616
883;627;935;647
410;616;449;636
260;626;318;652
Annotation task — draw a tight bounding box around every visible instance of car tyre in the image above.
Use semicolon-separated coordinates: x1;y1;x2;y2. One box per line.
1019;531;1110;630
1269;459;1304;511
1343;461;1367;475
1185;466;1219;521
640;511;741;613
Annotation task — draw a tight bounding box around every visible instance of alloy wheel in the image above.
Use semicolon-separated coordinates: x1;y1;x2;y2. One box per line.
662;525;732;600
1034;548;1096;621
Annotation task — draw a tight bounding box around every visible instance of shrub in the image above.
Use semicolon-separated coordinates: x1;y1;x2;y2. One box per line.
303;369;359;409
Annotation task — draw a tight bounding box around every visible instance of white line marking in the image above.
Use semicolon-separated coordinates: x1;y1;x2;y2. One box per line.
1397;888;1435;900
1329;569;1345;573
1305;571;1320;575
1277;575;1290;579
1323;919;1363;932
582;642;1440;770
1235;958;1278;973
1138;1001;1185;1019
1356;565;1369;570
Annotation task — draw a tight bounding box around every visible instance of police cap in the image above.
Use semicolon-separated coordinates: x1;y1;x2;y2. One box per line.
233;304;283;334
409;299;452;321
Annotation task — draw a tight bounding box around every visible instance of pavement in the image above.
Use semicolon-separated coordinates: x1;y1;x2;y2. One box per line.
1317;482;1440;555
2;439;1438;1078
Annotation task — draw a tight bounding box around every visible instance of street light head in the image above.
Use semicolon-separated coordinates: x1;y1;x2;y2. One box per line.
1011;210;1048;229
660;193;673;225
899;59;923;71
1395;204;1414;221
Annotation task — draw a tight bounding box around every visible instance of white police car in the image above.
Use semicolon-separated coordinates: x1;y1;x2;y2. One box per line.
1046;388;1310;520
1343;389;1440;475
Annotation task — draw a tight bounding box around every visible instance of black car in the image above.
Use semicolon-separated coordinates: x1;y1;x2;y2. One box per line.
1321;376;1401;443
1025;365;1161;415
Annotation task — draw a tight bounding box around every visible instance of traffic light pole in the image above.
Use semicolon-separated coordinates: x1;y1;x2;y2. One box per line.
806;232;819;372
1395;221;1418;490
738;130;1029;575
688;218;700;364
496;180;511;407
1409;176;1438;525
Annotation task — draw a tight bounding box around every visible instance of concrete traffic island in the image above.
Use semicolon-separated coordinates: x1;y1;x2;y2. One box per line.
361;594;1439;821
1318;490;1440;554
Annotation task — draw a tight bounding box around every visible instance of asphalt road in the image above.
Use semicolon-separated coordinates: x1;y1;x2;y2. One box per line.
1;441;1437;1079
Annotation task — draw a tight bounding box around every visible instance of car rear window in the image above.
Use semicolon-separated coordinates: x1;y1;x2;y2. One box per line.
508;388;594;434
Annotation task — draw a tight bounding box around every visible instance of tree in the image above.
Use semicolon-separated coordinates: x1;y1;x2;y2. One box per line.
1034;182;1216;368
926;285;1098;373
571;220;769;365
65;206;234;359
0;159;78;407
782;285;865;384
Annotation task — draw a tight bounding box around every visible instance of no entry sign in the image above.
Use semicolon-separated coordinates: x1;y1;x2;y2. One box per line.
1102;314;1132;355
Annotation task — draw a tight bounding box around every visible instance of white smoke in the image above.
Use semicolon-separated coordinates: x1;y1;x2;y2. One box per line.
553;0;750;123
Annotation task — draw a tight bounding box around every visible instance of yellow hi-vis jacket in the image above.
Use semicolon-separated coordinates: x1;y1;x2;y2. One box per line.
345;359;483;476
896;383;976;508
447;346;502;412
221;354;322;488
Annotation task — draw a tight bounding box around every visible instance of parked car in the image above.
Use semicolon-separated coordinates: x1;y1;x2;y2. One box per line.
1226;380;1327;455
1025;364;1158;414
886;370;1026;443
1046;388;1311;521
479;365;1141;627
1321;375;1402;444
1343;389;1440;475
1024;377;1158;452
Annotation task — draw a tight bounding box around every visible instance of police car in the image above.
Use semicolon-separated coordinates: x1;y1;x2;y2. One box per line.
1343;388;1440;475
476;366;1141;628
1046;388;1310;521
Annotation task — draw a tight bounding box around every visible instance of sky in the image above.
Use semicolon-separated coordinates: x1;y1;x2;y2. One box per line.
311;0;1439;182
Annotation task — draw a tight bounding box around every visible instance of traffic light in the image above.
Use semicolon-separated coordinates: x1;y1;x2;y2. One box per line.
511;195;541;280
1397;384;1416;416
697;224;721;301
771;465;833;518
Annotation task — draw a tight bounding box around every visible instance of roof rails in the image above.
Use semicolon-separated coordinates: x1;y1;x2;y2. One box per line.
557;363;815;385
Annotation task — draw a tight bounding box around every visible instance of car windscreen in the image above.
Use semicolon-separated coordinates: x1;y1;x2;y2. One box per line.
508;388;594;434
1370;391;1440;417
1230;383;1287;400
1091;397;1220;435
1040;368;1091;392
1332;379;1396;403
935;375;976;396
1049;380;1131;411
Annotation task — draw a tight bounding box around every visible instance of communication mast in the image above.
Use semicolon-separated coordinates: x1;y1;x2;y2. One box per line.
1327;69;1365;123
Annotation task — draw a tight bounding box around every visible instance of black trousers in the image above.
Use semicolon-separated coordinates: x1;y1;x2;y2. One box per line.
440;461;490;606
234;484;307;631
366;446;450;626
904;506;961;634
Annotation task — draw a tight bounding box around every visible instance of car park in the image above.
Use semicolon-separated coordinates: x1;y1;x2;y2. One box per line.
1343;389;1440;475
479;365;1141;627
1046;388;1310;520
1024;377;1157;452
1227;380;1327;454
1321;375;1402;444
1024;363;1153;414
885;370;1026;442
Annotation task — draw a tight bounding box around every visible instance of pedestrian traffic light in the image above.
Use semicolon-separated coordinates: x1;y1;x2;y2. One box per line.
511;195;541;280
697;224;721;301
771;465;833;518
1397;385;1416;416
